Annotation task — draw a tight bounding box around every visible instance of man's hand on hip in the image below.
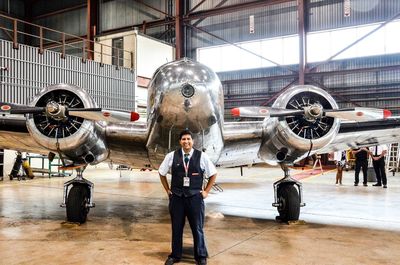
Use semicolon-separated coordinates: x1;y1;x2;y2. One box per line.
201;190;208;199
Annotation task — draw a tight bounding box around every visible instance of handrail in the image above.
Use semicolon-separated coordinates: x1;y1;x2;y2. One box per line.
0;13;134;70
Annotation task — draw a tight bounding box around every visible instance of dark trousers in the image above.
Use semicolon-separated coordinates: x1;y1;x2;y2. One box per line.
169;193;207;261
354;159;368;184
372;157;387;185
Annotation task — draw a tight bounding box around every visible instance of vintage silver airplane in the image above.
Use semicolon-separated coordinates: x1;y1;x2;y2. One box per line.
1;57;399;224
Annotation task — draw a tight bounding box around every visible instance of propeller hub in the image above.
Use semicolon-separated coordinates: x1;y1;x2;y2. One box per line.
46;102;60;114
304;104;323;121
46;101;67;121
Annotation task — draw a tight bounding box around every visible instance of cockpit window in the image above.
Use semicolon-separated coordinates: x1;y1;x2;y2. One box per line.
181;84;195;98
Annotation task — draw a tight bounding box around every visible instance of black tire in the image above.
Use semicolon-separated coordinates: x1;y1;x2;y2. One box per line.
277;184;300;222
66;185;90;223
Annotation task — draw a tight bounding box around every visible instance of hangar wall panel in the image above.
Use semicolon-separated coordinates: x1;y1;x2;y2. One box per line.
0;0;24;17
219;54;400;115
309;0;400;32
34;9;87;42
0;39;135;111
30;0;87;38
30;0;84;17
100;0;163;33
189;1;298;56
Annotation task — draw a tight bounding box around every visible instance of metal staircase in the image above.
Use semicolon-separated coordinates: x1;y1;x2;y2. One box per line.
386;143;400;175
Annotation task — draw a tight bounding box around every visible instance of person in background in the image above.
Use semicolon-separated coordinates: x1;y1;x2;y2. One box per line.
370;144;388;188
352;147;369;186
334;150;346;185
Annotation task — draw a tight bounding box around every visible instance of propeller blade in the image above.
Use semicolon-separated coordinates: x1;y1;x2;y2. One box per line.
231;107;303;118
325;108;392;121
1;102;45;114
231;105;392;122
69;108;140;122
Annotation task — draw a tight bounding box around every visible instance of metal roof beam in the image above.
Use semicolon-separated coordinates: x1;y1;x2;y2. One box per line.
184;0;293;21
32;3;87;20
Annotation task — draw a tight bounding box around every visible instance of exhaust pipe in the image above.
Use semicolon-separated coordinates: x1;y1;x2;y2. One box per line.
276;147;288;162
84;152;95;164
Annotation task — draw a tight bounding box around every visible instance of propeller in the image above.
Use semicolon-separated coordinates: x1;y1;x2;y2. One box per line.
231;105;392;122
68;108;140;122
1;101;140;122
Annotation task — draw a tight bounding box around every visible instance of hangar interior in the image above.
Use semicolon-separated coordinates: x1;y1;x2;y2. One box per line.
1;0;400;172
1;1;400;264
1;0;400;113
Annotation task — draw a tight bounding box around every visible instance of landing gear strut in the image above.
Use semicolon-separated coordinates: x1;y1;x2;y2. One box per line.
272;163;305;222
60;166;95;223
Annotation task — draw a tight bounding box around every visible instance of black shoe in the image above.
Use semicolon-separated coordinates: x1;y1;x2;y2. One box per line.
354;183;358;186
383;185;387;188
165;257;180;265
196;259;207;265
363;183;368;187
372;183;382;187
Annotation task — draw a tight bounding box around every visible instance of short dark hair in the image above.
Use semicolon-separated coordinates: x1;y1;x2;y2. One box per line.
179;129;193;140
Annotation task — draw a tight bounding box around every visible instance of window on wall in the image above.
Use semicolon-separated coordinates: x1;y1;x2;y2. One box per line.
112;37;124;67
197;35;299;72
197;19;400;72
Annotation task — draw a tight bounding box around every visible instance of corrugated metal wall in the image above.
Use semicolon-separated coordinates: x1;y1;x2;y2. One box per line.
0;0;24;17
0;39;135;111
30;0;87;38
308;0;400;32
100;0;163;33
189;1;298;58
189;0;400;52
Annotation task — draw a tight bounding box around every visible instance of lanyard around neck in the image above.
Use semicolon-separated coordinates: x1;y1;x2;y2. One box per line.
183;154;190;175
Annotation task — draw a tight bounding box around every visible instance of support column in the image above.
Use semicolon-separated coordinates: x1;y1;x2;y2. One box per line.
297;0;307;85
87;0;98;60
175;0;184;59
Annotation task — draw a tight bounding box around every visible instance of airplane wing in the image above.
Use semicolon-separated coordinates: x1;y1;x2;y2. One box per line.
0;114;49;154
317;118;400;153
0;112;150;167
221;85;398;166
217;121;263;167
220;117;400;167
0;83;148;167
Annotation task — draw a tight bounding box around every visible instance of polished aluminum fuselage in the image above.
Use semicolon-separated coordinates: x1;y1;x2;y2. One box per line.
145;58;224;167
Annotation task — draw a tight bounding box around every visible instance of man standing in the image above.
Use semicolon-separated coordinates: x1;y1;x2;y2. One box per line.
159;130;217;265
352;147;369;186
370;144;388;188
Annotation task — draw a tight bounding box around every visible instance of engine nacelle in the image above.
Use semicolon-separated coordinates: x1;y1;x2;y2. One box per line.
259;85;340;164
26;84;108;164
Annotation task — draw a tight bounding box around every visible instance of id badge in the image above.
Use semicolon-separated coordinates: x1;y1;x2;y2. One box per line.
183;176;190;187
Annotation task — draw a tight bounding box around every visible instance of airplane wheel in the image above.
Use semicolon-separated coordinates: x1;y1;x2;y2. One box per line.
277;184;300;222
66;185;90;223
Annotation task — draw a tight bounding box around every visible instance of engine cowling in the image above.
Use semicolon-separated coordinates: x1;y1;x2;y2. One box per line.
26;84;108;164
259;85;340;164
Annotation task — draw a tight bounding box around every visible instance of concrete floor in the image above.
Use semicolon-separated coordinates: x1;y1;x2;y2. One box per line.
1;164;400;265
